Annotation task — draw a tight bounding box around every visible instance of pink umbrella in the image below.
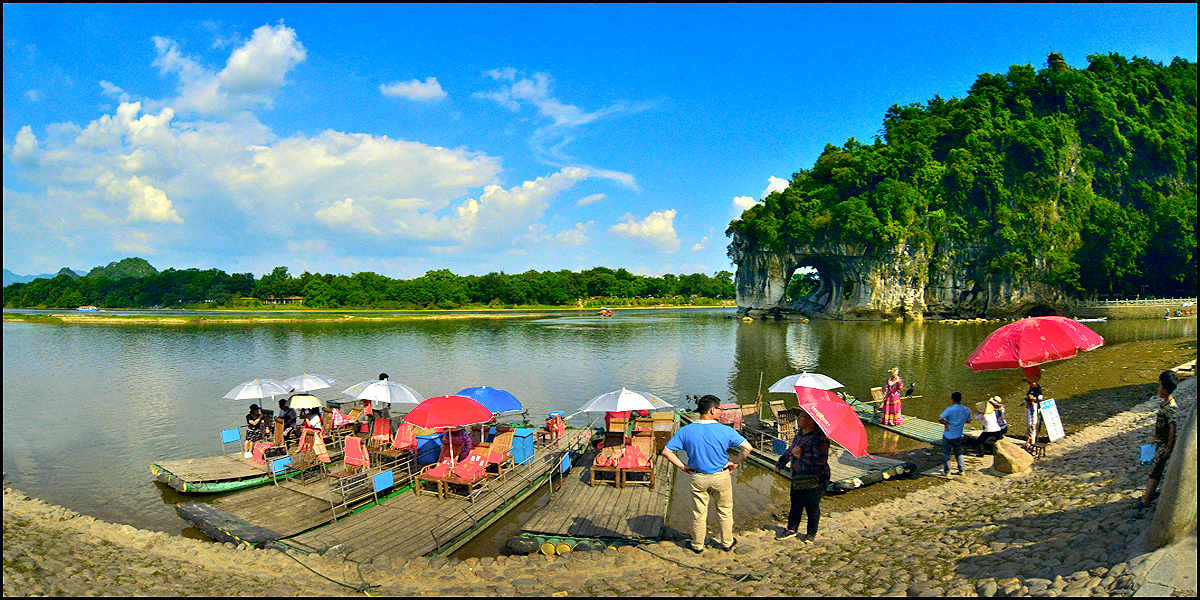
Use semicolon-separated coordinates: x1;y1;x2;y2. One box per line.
793;385;872;458
964;316;1104;371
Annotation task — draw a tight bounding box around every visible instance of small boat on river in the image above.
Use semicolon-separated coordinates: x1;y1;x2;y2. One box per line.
76;305;101;312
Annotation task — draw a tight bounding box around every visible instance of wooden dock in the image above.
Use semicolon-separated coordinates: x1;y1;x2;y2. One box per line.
274;427;593;561
680;412;914;491
510;438;675;553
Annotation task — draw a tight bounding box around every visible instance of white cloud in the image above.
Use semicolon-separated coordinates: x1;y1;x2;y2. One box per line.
11;126;38;163
479;69;654;190
314;198;380;234
152;22;305;115
98;173;184;224
576;193;605;206
25;90;40;102
732;195;757;211
380;77;447;102
610;209;680;254
555;222;592;247
691;236;709;252
218;23;306;95
763;176;788;196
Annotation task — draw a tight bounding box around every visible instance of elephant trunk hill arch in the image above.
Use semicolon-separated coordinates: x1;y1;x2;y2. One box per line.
728;231;1070;321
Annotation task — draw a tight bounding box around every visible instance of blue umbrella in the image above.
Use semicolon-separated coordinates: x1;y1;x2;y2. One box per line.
456;386;523;415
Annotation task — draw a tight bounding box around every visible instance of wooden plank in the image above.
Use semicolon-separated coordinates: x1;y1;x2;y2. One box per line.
157;453;267;482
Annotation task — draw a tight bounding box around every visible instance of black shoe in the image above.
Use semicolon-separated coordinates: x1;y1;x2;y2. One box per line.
775;529;797;541
685;541;704;554
720;538;738;552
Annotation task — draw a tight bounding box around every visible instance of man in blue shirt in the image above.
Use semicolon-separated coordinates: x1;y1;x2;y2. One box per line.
938;391;973;476
662;395;753;554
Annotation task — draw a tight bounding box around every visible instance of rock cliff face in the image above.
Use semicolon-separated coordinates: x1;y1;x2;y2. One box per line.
729;232;1069;320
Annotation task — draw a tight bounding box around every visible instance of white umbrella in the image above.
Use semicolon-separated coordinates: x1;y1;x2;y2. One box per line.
287;394;324;410
224;379;293;401
577;388;660;413
281;373;336;393
343;379;424;405
767;372;843;393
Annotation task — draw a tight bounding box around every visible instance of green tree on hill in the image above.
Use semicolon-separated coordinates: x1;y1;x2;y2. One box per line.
727;52;1196;298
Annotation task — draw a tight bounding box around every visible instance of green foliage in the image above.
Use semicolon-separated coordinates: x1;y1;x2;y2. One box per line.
2;260;735;309
86;257;157;280
727;52;1197;297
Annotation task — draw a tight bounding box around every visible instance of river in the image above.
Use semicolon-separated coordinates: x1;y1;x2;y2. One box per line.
2;309;1193;552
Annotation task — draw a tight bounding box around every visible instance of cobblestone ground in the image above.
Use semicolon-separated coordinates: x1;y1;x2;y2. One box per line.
4;375;1192;597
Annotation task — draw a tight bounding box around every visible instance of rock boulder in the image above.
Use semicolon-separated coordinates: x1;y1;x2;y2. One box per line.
993;439;1034;474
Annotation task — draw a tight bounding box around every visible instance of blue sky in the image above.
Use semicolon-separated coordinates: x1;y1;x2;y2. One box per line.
4;4;1196;280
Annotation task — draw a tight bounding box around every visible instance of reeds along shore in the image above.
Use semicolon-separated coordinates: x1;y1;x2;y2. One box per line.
3;367;1194;597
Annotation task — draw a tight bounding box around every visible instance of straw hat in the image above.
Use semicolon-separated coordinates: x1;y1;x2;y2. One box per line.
889;367;900;377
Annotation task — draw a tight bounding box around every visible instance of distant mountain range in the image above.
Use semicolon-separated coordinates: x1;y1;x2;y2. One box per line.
3;268;84;287
4;258;157;287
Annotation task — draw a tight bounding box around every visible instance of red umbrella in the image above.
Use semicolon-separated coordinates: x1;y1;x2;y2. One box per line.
793;385;872;458
404;395;494;429
403;395;494;464
964;316;1104;371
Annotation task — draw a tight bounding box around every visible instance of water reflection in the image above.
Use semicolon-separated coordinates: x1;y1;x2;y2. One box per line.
2;311;1192;545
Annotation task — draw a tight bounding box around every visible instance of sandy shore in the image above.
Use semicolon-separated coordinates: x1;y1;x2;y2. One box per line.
5;363;1194;597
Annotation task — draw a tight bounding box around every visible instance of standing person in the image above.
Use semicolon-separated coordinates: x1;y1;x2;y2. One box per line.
1137;370;1179;510
661;395;753;554
373;373;392;421
974;396;1008;456
774;408;830;542
938;392;972;476
1023;367;1044;451
244;404;263;458
881;367;904;425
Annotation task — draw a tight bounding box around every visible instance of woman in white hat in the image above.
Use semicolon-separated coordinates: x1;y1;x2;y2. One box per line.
974;396;1007;456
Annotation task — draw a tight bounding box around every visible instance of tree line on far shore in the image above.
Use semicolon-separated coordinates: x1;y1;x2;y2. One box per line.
1;258;735;310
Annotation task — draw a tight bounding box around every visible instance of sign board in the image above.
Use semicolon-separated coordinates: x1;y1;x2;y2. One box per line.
1038;398;1065;442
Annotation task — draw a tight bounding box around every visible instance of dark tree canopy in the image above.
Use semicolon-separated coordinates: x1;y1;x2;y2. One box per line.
727;53;1196;297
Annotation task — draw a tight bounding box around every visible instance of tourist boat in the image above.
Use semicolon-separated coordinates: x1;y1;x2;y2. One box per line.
1073;317;1107;322
76;305;101;312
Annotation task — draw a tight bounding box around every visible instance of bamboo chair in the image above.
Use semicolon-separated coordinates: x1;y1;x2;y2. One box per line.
378;421;417;458
590;438;623;487
367;417;392;449
482;427;516;477
327;436;369;480
618;433;655;488
440;446;493;501
415;443;455;499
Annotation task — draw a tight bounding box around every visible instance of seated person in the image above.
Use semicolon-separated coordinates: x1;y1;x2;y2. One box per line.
278;398;299;439
442;427;473;462
302;408;322;433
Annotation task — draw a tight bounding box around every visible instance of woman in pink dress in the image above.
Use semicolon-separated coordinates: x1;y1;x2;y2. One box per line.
881;367;903;426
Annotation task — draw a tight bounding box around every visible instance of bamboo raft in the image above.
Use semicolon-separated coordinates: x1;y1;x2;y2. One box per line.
153;453;297;494
507;417;679;555
681;411;915;490
844;395;956;444
272;427;593;560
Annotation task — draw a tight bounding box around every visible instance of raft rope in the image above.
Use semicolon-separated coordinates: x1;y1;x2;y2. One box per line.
636;544;763;583
279;547;380;594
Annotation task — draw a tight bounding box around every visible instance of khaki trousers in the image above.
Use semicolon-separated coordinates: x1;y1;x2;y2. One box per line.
689;470;734;548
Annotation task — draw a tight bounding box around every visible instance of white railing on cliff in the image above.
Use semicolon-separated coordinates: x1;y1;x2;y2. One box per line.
1079;297;1196;307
